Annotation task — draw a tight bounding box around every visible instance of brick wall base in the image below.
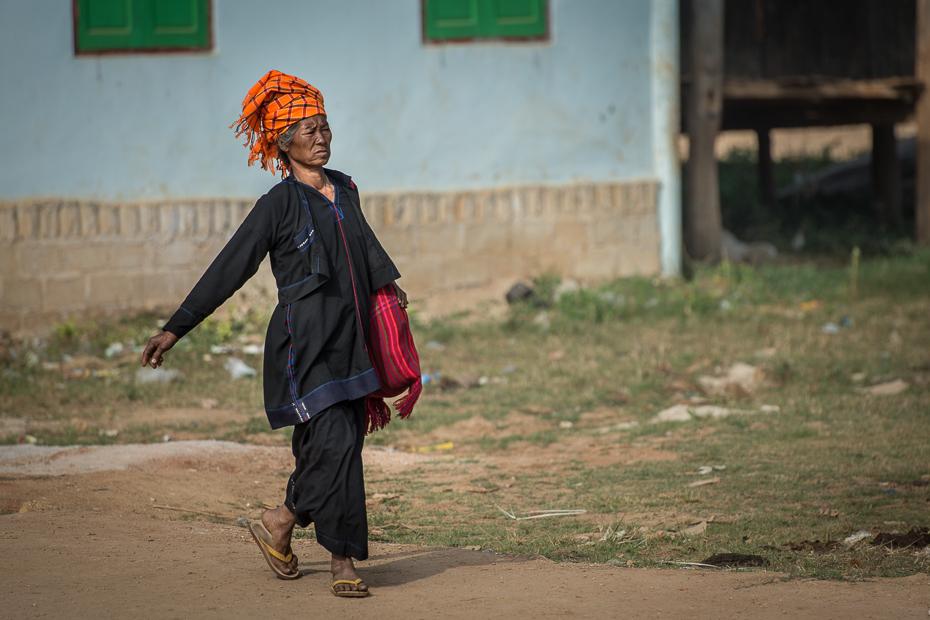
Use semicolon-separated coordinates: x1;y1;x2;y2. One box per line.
0;179;659;334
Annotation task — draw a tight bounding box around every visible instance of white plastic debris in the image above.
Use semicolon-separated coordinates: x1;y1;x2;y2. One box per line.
224;357;257;380
104;342;124;359
135;367;182;384
820;322;841;335
844;531;873;545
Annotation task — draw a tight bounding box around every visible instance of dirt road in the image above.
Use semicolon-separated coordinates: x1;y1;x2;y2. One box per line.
1;442;928;619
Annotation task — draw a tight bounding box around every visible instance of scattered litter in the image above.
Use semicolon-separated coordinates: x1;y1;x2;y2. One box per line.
682;521;707;536
558;420;574;429
41;362;60;371
858;379;908;396
420;372;440;385
235;517;248;525
224;357;256;380
840;316;854;328
650;404;777;424
548;350;564;362
408;441;453;453
241;344;263;355
202;353;213;362
695;465;726;475
687;477;720;488
17;435;38;445
162;434;171;443
464;545;481;551
502;364;517;374
754;348;777;358
427;340;444;350
871;527;930;549
820;322;841;335
201;398;219;410
99;429;119;438
104;342;124;359
699;553;768;567
135;367;182;384
818;508;840;518
496;506;587;521
799;300;822;312
719;299;732;311
209;344;238;355
844;531;873;545
850;372;867;383
697;362;763;395
478;376;489;386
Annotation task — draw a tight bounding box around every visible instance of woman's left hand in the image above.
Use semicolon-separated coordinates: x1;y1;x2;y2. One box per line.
392;281;408;309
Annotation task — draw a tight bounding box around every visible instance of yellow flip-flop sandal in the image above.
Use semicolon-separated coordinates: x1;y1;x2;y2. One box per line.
248;521;300;580
331;578;369;598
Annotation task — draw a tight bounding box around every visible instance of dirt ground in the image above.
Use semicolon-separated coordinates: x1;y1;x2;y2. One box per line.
2;441;928;620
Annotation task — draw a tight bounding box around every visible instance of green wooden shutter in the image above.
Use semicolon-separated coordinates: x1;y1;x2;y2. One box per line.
487;0;546;37
75;0;210;52
424;0;546;41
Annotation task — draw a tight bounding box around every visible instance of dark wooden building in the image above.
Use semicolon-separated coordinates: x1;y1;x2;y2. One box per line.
680;0;930;257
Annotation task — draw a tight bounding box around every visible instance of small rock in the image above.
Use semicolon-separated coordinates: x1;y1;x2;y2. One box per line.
506;282;535;305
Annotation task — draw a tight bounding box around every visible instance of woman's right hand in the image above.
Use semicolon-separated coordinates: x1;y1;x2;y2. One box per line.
141;331;180;368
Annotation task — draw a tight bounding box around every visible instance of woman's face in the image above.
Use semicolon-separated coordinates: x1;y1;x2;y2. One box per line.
281;114;332;169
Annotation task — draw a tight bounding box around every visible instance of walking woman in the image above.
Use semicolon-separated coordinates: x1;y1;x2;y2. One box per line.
141;70;407;597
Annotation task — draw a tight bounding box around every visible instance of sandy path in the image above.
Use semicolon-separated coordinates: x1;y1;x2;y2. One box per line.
1;442;928;619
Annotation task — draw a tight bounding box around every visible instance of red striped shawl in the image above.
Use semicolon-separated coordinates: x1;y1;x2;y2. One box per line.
365;285;422;434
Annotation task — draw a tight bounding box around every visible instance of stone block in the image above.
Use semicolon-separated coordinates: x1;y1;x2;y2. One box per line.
89;273;141;307
62;244;111;272
80;204;99;238
0;243;17;275
592;218;633;247
46;277;87;311
15;205;37;240
573;248;618;281
465;222;511;257
117;205;139;237
3;278;43;310
195;203;214;237
417;224;461;256
392;256;442;293
514;220;555;256
617;244;660;277
488;254;524;282
552;221;590;250
15;243;62;276
376;227;415;258
635;213;659;244
154;239;200;268
0;207;15;242
20;311;67;336
444;256;490;289
107;243;150;271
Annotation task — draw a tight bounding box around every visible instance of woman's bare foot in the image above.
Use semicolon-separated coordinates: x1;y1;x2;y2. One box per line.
331;554;368;594
261;505;299;575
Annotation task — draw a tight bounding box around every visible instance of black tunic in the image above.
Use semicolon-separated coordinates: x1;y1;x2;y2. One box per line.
163;169;400;429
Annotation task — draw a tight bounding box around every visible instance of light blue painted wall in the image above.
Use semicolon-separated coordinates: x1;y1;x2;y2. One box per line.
0;0;669;201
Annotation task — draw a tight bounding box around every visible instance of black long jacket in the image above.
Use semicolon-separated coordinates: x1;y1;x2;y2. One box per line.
163;169;400;428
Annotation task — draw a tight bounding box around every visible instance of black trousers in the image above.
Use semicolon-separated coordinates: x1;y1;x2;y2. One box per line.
284;398;369;560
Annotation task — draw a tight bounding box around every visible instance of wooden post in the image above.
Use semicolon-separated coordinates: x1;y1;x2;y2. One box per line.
917;0;930;243
756;127;777;215
685;0;725;263
871;123;902;229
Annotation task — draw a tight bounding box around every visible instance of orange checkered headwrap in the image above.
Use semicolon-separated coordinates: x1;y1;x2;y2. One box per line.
231;70;326;176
